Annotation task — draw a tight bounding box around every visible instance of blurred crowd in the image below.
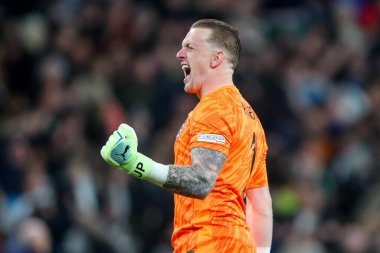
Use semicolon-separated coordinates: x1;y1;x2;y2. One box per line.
0;0;380;252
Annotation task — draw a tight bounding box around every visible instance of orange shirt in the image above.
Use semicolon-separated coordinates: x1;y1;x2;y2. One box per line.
172;85;269;253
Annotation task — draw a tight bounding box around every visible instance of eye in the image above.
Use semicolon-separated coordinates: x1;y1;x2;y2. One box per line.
185;44;194;50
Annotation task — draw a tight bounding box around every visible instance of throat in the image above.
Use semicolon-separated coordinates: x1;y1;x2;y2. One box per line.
199;80;234;99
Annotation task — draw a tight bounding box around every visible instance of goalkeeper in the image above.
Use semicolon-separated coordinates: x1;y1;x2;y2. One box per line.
101;19;272;253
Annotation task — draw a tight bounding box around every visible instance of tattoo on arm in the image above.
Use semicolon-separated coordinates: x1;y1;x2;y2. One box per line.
163;147;226;199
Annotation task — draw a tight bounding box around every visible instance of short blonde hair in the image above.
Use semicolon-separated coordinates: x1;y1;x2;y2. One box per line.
191;19;241;69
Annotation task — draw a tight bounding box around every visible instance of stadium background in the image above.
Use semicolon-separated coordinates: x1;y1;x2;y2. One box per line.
0;0;380;252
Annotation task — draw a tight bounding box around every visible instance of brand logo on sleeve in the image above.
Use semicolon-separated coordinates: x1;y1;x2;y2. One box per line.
197;133;226;144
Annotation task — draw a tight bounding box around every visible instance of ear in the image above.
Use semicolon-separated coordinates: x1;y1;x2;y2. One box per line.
210;51;224;68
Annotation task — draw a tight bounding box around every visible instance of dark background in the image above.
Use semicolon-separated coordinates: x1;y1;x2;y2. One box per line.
1;0;380;252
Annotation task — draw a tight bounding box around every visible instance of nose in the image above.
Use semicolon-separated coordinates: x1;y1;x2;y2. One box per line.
176;47;185;61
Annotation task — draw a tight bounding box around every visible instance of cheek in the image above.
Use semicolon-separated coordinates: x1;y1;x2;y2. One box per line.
192;58;209;76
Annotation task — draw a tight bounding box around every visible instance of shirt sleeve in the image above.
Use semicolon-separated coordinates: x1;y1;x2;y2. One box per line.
189;100;235;156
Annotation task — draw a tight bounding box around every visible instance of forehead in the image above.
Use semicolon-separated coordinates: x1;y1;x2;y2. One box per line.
182;28;212;45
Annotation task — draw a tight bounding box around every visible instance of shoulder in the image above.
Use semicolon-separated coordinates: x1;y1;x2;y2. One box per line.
193;96;234;123
194;87;240;119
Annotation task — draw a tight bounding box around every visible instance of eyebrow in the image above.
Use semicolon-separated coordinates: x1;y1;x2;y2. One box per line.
182;42;194;48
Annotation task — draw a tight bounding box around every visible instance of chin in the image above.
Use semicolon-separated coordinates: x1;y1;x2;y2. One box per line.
183;83;193;93
183;81;201;96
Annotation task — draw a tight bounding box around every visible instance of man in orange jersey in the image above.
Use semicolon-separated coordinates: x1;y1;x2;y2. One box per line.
101;19;273;253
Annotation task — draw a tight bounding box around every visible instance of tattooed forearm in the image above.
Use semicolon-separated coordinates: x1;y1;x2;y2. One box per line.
163;147;226;199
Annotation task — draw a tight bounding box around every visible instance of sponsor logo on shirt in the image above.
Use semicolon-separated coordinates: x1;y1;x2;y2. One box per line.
197;133;226;144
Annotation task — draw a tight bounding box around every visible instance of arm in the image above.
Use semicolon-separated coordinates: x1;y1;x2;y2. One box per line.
100;124;226;199
246;186;273;252
163;147;226;199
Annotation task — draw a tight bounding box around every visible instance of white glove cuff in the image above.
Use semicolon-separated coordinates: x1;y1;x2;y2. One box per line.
145;162;169;187
256;247;271;253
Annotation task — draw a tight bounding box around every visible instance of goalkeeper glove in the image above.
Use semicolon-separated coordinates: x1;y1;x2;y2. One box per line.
100;123;168;186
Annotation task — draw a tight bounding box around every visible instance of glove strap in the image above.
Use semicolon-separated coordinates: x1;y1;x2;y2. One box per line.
130;153;169;187
146;162;169;187
129;153;153;179
256;247;271;253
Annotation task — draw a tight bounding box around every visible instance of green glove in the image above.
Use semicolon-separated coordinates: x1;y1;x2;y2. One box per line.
100;123;153;179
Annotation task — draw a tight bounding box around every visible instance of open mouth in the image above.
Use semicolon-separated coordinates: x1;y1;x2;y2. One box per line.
182;65;191;82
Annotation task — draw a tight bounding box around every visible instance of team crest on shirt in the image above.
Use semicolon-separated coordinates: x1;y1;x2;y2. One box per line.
197;133;226;144
176;122;186;138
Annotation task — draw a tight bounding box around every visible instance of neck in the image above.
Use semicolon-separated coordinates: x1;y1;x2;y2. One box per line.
197;72;234;99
